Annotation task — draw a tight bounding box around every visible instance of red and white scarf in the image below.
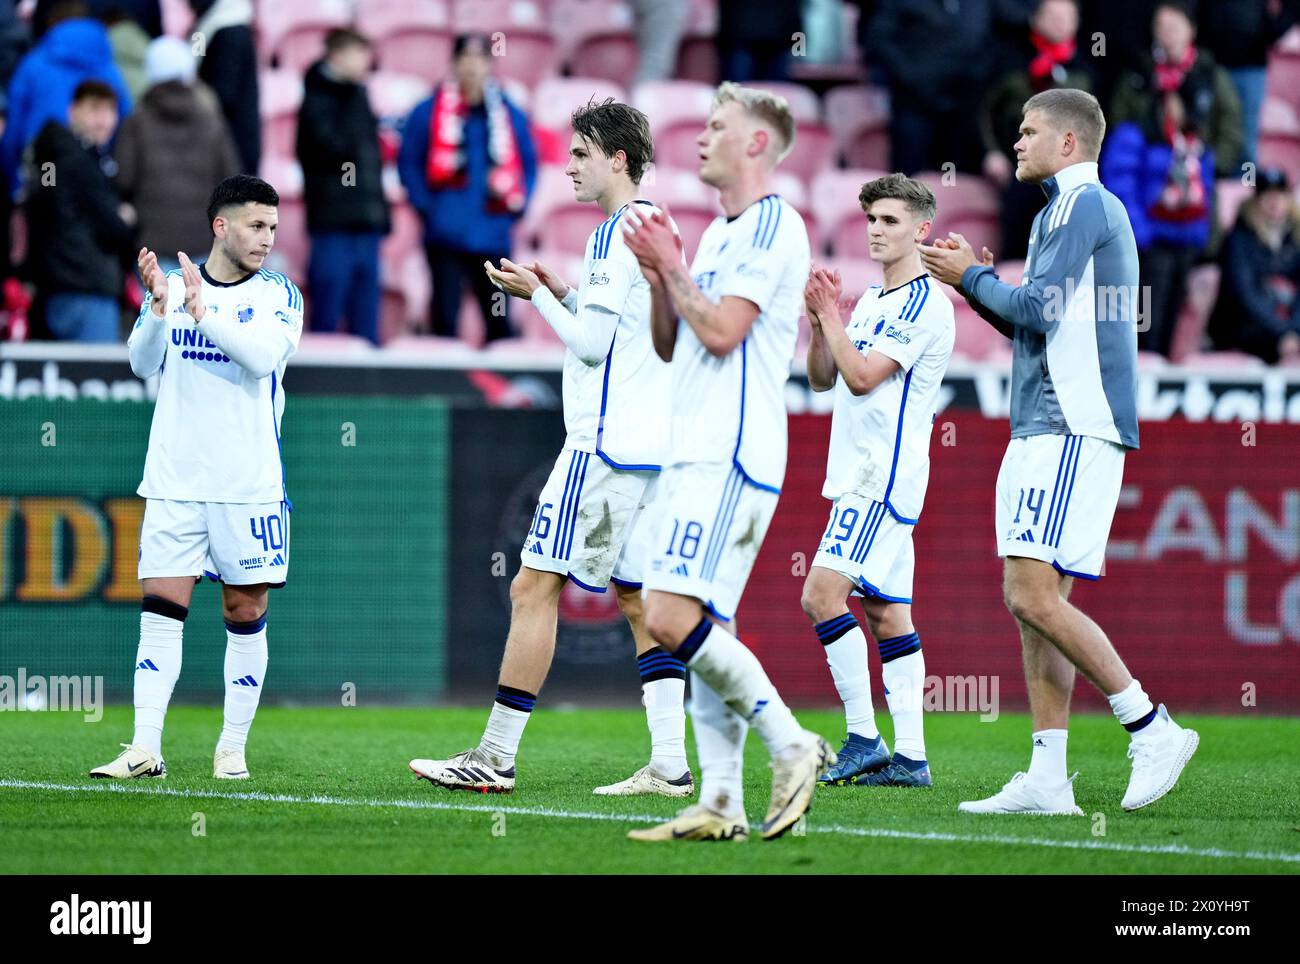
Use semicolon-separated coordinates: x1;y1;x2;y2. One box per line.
426;79;526;214
1027;30;1076;91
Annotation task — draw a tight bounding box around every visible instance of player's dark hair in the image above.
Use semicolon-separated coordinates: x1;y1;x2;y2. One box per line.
71;79;118;107
206;175;280;233
324;26;371;55
858;173;936;223
570;98;654;184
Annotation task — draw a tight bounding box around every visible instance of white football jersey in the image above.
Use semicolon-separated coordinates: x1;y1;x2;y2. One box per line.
671;194;811;492
823;274;955;522
562;199;673;469
128;266;303;504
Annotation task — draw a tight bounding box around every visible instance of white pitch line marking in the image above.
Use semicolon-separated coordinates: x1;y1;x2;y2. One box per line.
2;779;1297;865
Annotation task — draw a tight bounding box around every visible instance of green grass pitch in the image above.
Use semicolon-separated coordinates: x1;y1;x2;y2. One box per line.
1;706;1297;874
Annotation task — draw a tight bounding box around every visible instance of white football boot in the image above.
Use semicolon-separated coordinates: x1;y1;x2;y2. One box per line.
761;732;836;840
89;743;166;779
213;747;250;780
627;803;748;842
958;771;1084;815
409;747;516;793
1121;705;1199;811
593;764;694;797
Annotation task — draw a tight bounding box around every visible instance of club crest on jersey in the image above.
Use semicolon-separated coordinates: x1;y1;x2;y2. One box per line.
873;318;886;336
236;302;255;324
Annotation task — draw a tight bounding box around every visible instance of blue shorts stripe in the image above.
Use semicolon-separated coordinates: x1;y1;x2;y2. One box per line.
846;502;879;564
563;452;591;559
701;467;741;581
1041;436;1072;547
551;452;580;560
1049;438;1081;548
853;503;887;564
703;469;744;581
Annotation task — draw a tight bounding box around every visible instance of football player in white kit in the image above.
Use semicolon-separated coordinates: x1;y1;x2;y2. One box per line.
622;83;833;842
90;175;302;781
407;100;691;796
800;174;954;789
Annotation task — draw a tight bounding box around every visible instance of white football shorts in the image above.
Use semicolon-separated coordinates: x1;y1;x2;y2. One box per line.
138;498;290;586
520;448;658;592
812;493;915;603
642;460;780;621
995;433;1126;580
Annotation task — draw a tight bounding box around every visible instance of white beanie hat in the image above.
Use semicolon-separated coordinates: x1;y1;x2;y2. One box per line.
145;37;198;87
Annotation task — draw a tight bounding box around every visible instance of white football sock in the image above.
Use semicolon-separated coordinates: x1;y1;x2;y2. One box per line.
1107;679;1162;739
681;622;805;757
132;609;184;756
821;624;879;739
1027;728;1069;785
217;617;268;753
480;687;535;766
688;673;747;815
643;677;688;775
880;642;926;760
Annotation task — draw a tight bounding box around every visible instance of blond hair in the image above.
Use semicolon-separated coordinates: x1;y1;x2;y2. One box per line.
1022;88;1107;160
712;81;796;162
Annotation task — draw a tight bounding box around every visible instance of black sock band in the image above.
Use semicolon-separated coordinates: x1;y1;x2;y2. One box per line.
142;594;188;622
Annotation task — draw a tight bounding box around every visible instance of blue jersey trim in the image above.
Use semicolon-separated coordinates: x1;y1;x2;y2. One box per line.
610;577;643;589
567;571;608;593
729;336;782;494
882;366;914;522
270;372;292;511
704;599;734;623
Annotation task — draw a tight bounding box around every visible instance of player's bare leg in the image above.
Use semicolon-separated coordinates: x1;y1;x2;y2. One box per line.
90;576;195;779
801;567;891;783
594;585;693;796
215;582;269;779
629;590;834;842
409;565;564;793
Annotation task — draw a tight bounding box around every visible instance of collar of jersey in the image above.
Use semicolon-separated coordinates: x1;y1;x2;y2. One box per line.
200;263;259;288
1041;161;1099;200
726;192;780;223
877;272;930;297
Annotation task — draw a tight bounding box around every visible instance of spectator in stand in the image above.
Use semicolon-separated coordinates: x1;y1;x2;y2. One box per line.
980;0;1094;258
115;36;239;276
104;5;152;103
1198;0;1300;170
297;28;390;346
716;0;802;82
189;0;259;174
630;0;688;85
0;0;132;197
24;80;135;342
32;0;162;40
1104;1;1243;357
872;0;1002;174
1209;167;1300;364
398;34;536;343
0;1;30;93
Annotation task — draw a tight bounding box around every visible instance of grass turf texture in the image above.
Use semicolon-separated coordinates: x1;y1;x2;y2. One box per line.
1;706;1297;874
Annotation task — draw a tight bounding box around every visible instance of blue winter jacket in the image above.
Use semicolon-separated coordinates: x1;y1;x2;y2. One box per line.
1;18;133;196
1100;121;1215;251
397;89;537;254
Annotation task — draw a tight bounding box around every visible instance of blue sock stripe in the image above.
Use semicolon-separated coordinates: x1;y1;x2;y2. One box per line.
676;619;712;663
877;632;921;660
494;686;537;713
637;658;685;674
814;613;859;644
225;614;267;635
1122;706;1159;732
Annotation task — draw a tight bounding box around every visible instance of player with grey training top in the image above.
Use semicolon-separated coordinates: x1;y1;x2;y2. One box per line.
921;88;1199;815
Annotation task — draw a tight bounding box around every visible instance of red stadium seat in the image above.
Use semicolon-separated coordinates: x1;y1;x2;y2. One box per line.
632;80;717;169
1258;97;1300;181
1176;351;1266;369
1267;54;1300;115
675;0;719;84
812;167;887;258
559;0;639;83
359;0;454;84
995;259;1025;287
452;0;558;87
1215;177;1253;232
769;170;820;254
645;165;722;259
259;157;307;280
1169;263;1221;362
914;170;1001;256
824;85;891;170
298;332;376;353
518;167;602;255
259;68;304;161
257;0;352;71
366;72;433;124
384;334;478;356
531;77;629;139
